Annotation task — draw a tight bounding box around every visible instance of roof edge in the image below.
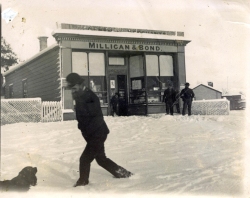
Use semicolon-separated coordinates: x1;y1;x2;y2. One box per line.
3;43;59;76
192;84;222;93
52;29;191;45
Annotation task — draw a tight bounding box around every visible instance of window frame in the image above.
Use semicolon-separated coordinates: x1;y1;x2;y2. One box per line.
22;78;28;98
8;83;14;98
71;50;108;105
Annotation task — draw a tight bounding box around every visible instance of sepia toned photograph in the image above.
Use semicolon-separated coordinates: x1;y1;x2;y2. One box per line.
1;1;249;197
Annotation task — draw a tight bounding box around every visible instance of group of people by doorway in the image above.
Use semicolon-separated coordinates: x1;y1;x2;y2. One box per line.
162;81;195;116
111;81;195;117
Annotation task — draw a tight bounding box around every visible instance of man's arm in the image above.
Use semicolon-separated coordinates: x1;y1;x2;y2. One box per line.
191;90;195;98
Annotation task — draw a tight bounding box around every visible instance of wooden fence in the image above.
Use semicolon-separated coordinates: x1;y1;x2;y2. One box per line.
1;98;42;125
42;101;62;122
1;98;62;125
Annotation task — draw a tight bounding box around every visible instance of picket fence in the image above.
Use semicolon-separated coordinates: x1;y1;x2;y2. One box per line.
1;98;62;125
42;101;62;122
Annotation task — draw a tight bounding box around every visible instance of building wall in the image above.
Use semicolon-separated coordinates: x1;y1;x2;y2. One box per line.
193;85;222;100
222;95;241;110
5;46;61;101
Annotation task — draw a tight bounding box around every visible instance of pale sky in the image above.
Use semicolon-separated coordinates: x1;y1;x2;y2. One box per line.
1;0;250;93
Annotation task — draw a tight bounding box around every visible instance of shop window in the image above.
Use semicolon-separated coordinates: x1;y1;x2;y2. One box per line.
129;55;146;104
109;57;125;65
146;55;160;91
89;76;107;104
71;52;107;105
72;52;88;75
9;84;14;98
159;55;173;76
129;55;144;78
89;53;107;105
159;55;174;90
22;79;28;98
89;53;105;76
145;55;161;103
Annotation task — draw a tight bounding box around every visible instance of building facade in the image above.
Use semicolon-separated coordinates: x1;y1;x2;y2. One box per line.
3;24;191;120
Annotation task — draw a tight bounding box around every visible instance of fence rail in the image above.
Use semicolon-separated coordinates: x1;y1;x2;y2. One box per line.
1;98;62;125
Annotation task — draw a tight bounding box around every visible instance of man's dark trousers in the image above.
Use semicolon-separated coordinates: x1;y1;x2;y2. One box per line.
182;98;192;116
165;101;174;115
80;134;121;183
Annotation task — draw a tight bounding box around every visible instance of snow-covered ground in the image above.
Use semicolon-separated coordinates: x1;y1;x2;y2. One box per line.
1;111;248;198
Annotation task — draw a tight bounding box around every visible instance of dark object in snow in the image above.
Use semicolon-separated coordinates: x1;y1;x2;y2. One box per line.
0;166;37;192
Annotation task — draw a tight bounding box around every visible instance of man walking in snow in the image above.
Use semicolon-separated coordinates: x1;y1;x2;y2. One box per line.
162;81;177;115
66;73;132;187
180;82;195;116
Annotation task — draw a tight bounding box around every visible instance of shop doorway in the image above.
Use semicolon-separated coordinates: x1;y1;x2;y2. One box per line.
108;55;128;116
109;74;128;116
117;75;127;116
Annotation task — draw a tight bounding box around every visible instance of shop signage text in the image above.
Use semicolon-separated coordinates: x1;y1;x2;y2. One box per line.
89;42;161;51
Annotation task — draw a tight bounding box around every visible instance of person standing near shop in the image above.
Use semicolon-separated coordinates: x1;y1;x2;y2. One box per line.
110;93;120;116
162;81;177;115
180;82;195;116
66;73;132;187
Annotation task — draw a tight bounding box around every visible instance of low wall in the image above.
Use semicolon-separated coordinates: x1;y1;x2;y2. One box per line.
1;98;63;125
1;98;42;125
192;99;230;115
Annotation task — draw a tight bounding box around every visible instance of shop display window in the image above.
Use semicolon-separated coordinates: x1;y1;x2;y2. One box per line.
72;52;88;75
159;55;173;76
145;54;174;103
89;76;107;104
71;52;107;105
89;53;105;76
129;55;146;104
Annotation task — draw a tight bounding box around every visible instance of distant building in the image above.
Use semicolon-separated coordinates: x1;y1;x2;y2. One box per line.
192;84;222;100
222;94;242;110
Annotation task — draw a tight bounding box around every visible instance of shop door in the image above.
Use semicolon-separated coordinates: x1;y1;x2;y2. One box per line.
117;75;127;116
108;56;128;116
128;55;147;115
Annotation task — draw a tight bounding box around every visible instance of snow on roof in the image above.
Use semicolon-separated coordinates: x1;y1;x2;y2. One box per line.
192;84;222;93
222;93;241;97
52;29;191;42
3;43;59;76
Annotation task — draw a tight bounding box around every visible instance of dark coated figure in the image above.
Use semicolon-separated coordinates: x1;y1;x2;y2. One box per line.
66;73;132;187
162;82;178;115
180;82;195;116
